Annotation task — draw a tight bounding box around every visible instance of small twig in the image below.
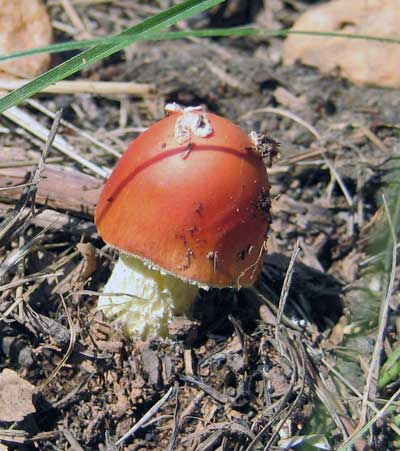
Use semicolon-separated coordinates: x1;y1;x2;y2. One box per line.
182;422;255;444
0;113;62;248
180;374;242;405
263;341;306;450
167;383;181;451
251;285;303;332
0;182;36;192
52;371;95;409
357;125;392;156
240;107;322;141
0;271;63;294
276;239;301;328
63;429;85;451
0;225;51;294
324;156;354;208
40;293;77;389
116;385;176;447
178;391;205;428
244;340;299;450
31;110;63;197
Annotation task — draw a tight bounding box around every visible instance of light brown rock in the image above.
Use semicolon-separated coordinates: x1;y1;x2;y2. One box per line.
0;0;52;78
282;0;400;88
0;369;36;422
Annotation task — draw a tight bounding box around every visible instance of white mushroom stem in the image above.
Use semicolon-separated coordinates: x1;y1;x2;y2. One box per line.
97;254;199;338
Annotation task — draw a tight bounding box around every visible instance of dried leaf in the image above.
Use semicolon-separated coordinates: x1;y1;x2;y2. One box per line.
0;369;35;422
283;0;400;88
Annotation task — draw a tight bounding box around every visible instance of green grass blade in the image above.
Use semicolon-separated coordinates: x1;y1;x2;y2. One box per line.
378;345;400;390
0;0;223;114
0;28;399;64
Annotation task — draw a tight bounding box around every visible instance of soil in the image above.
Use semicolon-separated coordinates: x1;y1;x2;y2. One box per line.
0;1;399;450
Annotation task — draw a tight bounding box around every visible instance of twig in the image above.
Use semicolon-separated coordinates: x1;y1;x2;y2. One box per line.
31;111;63;199
357;125;392;156
178;391;205;428
180;374;242;405
63;429;85;451
52;371;95;409
263;341;306;450
251;286;303;332
324;156;354;208
244;335;299;451
0;182;35;192
182;422;256;444
116;385;176;447
0;204;96;237
0;112;63;248
276;239;301;328
0;219;52;290
0;271;63;294
240;107;322;141
167;383;181;451
40;293;77;389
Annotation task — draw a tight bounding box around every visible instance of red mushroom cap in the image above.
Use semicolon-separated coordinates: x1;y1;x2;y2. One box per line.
95;108;270;287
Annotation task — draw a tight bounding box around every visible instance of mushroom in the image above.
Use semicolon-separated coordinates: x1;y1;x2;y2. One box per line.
95;104;272;338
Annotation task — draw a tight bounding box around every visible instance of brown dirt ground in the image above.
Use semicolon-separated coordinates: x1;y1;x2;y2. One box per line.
0;1;399;450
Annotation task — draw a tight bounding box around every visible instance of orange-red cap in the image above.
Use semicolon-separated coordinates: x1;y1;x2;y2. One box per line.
95;106;271;287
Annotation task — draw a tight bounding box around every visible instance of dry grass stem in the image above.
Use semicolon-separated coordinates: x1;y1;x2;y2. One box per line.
48;0;115;5
0;78;155;96
60;0;92;39
0;156;63;169
2;106;110;177
27;99;122;158
359;195;398;425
